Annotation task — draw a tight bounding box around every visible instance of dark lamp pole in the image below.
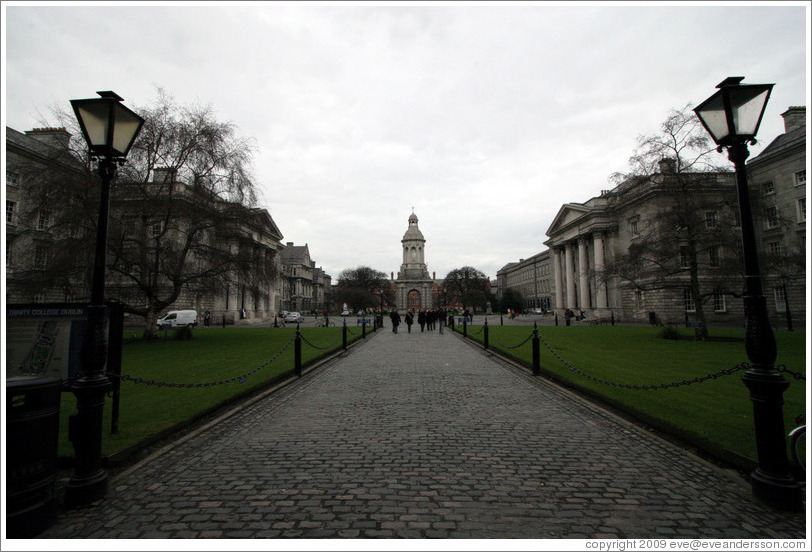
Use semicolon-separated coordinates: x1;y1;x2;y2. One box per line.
694;77;802;511
66;91;143;507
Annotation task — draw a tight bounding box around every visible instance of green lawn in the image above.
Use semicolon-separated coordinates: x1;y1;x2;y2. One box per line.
57;326;364;460
459;324;807;469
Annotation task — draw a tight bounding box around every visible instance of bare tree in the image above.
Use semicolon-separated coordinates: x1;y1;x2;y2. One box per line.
11;89;275;339
601;105;742;339
335;266;393;311
443;266;490;311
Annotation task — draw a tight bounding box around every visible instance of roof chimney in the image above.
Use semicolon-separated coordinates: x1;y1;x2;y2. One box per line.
658;158;676;174
25;127;71;150
781;106;806;133
152;167;178;184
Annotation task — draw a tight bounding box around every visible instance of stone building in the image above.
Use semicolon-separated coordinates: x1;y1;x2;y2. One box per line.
6;126;285;325
495;250;553;312
498;106;805;328
746;106;806;326
393;212;438;311
544;164;743;325
279;243;313;312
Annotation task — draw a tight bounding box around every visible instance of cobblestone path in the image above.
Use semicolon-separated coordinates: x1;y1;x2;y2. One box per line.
40;328;806;539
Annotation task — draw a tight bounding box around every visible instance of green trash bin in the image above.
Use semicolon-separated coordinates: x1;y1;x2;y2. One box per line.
6;375;62;538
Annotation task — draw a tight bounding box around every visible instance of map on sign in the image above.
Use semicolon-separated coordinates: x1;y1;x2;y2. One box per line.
6;305;89;380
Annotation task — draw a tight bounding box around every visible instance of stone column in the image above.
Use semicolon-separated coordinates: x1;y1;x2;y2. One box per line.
564;243;576;308
594;231;608;309
553;247;564;310
578;238;590;308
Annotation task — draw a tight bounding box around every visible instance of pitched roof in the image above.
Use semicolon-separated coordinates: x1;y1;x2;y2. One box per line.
748;125;806;167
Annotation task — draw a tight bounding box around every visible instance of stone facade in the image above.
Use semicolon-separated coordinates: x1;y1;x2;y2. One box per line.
495;250;553;311
278;243;332;313
497;106;806;328
746;106;806;326
393;212;438;311
6;126;285;325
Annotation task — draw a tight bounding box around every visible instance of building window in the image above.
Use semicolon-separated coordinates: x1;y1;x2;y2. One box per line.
713;294;726;312
6;171;20;186
150;221;163;238
733;210;741;228
797;197;806;222
708;246;720;267
629;216;639;238
705;211;718;229
774;287;787;312
684;289;696;313
6;200;16;224
795;170;806;187
767;241;783;256
680;246;691;269
635;290;644;310
762;181;775;196
33;292;46;303
37;208;52;231
764;206;779;230
6;242;12;266
34;245;48;270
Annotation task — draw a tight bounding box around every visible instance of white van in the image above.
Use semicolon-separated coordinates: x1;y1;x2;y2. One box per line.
156;310;198;330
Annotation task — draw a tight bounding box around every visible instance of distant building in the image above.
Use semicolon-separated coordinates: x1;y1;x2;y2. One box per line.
495;250;552;312
393;212;438;311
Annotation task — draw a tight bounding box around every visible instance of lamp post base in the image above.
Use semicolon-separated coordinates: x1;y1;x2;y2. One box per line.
750;469;804;512
64;468;108;508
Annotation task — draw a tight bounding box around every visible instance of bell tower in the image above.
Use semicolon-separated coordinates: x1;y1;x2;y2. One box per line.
398;212;430;280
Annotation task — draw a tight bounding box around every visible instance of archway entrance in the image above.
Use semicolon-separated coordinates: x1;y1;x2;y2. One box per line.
408;290;421;311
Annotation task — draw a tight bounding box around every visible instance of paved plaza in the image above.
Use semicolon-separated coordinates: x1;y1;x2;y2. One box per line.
39;326;805;539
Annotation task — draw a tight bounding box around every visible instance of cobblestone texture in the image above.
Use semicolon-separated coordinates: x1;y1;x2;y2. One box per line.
40;329;806;539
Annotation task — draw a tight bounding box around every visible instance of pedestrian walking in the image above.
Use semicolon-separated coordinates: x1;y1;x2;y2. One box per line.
418;310;426;332
438;308;446;334
565;308;574;326
389;309;401;334
405;311;414;333
204;310;211;327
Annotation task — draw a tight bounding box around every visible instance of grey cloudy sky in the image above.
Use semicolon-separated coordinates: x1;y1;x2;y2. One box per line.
3;2;809;282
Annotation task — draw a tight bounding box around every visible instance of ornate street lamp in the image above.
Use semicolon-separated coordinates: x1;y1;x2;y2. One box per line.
694;77;802;510
66;91;144;507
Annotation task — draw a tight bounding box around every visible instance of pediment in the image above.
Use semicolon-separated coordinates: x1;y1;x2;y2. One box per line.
546;203;592;236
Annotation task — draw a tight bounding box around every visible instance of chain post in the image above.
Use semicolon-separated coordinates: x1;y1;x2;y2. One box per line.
484;318;489;350
342;319;347;350
555;312;558;326
463;317;467;338
532;322;540;375
294;324;302;377
362;319;366;339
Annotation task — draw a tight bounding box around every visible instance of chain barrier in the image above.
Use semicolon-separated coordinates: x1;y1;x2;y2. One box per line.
466;323;485;336
488;329;535;350
299;329;342;350
533;328;752;390
778;364;806;381
110;333;297;388
345;324;363;337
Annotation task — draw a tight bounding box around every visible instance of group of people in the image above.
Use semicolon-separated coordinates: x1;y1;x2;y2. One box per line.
388;308;471;335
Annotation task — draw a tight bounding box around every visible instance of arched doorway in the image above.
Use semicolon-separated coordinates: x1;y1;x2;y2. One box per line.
408;290;421;311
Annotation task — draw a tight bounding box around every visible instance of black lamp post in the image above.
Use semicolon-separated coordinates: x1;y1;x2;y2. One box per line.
66;91;144;507
694;77;802;510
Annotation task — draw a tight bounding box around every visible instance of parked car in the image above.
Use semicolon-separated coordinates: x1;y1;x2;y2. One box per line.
283;311;304;323
532;308;543;314
341;310;351;317
156;310;198;330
